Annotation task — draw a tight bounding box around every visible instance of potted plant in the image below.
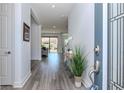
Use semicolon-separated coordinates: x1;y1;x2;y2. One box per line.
69;47;87;88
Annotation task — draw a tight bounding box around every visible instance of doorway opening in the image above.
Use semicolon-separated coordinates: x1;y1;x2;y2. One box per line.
41;37;58;53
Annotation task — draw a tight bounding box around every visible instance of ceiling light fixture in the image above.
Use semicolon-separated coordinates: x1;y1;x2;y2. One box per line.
51;4;56;8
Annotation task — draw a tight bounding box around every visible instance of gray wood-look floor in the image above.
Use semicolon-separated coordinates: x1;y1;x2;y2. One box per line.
0;53;86;90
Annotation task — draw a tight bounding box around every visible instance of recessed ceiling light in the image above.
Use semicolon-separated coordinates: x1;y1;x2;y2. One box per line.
51;4;56;8
53;25;56;28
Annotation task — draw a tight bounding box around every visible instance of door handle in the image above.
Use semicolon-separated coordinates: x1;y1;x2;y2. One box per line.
95;60;100;73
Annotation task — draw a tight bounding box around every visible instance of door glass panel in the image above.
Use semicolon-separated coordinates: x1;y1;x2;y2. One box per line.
112;20;117;90
41;37;49;49
50;37;58;53
41;37;58;53
108;3;124;90
113;4;117;17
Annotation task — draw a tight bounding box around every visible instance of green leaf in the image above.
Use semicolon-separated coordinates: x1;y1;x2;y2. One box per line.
69;46;87;76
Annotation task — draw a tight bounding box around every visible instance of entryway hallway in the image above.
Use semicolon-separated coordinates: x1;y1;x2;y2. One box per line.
0;53;86;90
1;3;121;90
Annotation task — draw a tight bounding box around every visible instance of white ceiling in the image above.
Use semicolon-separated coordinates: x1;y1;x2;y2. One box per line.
31;3;74;31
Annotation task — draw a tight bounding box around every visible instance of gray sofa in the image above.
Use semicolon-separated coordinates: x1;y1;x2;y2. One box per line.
42;47;48;57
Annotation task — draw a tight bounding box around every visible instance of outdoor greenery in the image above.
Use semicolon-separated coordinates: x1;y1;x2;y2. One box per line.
69;47;87;77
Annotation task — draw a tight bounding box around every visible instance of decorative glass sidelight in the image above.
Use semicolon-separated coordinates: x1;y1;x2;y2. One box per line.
108;3;124;90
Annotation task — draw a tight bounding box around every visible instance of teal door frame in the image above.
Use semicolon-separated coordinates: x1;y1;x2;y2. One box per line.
94;3;103;90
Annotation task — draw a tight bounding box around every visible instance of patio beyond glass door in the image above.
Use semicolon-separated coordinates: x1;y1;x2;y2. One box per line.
41;37;58;53
49;37;58;52
41;37;50;49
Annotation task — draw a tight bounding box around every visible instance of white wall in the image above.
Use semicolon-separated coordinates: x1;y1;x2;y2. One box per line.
21;4;31;86
14;3;40;87
14;4;22;85
14;3;31;87
68;3;95;88
31;17;41;60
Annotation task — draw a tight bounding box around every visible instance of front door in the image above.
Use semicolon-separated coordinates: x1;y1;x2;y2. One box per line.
0;4;12;85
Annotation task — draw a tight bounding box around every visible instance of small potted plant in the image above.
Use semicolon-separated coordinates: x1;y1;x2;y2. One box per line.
69;47;87;88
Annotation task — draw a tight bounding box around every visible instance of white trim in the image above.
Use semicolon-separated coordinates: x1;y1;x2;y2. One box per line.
13;3;22;87
30;8;40;25
31;59;41;62
13;72;31;88
39;25;42;61
102;3;108;90
30;8;42;62
33;58;41;61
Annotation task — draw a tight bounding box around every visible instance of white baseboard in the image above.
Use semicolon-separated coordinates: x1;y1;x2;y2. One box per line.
13;72;31;88
31;59;41;62
31;56;42;60
31;58;41;61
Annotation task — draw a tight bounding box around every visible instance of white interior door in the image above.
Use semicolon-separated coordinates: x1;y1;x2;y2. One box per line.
0;4;12;85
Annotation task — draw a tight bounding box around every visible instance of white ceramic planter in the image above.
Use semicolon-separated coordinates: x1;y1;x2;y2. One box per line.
74;76;82;88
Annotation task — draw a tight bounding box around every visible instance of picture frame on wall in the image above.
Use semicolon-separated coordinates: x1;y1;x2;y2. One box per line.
23;22;30;42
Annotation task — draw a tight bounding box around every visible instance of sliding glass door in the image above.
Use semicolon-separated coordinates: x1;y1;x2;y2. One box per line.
41;37;58;53
49;37;58;52
41;37;50;49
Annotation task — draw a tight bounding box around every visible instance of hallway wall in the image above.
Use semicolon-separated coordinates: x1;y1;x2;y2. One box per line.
31;16;42;60
68;3;95;88
21;4;31;87
14;3;31;87
14;3;40;88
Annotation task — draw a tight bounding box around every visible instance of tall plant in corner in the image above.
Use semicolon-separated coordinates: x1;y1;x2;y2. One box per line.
69;47;87;88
